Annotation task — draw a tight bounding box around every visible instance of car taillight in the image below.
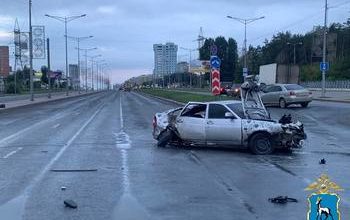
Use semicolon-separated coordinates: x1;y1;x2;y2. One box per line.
289;91;296;96
152;116;157;128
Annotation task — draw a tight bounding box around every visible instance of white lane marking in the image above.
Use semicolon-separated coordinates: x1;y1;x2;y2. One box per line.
3;147;23;159
24;104;105;194
52;123;60;129
116;93;131;192
0;114;62;148
119;93;124;129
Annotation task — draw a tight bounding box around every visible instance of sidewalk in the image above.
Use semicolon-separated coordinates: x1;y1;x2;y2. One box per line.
309;89;350;103
0;91;97;111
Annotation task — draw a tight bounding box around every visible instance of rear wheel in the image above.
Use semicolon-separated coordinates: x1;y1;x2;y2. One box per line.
301;102;309;108
157;130;173;147
279;98;287;108
249;133;274;155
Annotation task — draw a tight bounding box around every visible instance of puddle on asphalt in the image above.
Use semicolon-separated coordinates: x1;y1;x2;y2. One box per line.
0;194;26;220
112;193;150;220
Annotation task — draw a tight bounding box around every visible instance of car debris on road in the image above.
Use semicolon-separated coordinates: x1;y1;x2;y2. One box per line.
152;75;307;154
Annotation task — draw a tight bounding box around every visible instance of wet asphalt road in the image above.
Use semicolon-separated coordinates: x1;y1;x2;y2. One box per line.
0;90;349;220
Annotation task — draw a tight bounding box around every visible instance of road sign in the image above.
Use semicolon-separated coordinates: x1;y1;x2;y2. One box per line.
320;62;329;71
210;56;221;69
210;45;217;56
243;67;248;77
211;69;220;95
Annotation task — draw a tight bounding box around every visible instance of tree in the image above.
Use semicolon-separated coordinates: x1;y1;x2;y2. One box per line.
41;66;49;84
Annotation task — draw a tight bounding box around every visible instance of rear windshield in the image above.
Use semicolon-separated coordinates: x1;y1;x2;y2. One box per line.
284;84;304;90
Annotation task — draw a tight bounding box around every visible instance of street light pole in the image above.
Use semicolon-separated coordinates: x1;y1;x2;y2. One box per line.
45;13;86;96
321;0;328;97
287;42;303;65
77;47;97;92
29;0;34;101
67;35;93;93
227;15;265;77
180;47;197;88
89;55;102;91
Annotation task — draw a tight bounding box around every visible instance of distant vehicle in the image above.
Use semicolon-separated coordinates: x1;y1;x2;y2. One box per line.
260;84;313;108
152;77;306;154
259;63;300;85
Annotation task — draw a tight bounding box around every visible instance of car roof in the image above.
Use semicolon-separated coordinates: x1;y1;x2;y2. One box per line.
188;100;241;105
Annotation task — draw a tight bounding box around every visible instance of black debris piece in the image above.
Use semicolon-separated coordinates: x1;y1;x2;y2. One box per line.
64;199;78;209
279;114;292;125
268;196;298;204
0;104;5;108
319;158;326;164
51;169;98;172
61;186;67;191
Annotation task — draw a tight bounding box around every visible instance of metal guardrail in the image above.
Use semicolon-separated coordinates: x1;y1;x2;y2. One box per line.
300;80;350;89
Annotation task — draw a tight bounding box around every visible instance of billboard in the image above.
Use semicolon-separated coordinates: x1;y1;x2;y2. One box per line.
32;25;45;59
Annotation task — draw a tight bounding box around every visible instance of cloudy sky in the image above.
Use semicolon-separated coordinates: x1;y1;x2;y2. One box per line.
0;0;348;83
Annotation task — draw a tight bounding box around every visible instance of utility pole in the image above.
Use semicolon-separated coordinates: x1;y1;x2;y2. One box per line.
45;14;86;96
321;0;328;97
29;0;34;101
227;15;265;78
89;55;101;90
47;38;51;98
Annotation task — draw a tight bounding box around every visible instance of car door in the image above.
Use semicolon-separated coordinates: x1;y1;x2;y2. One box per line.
270;85;283;105
205;104;242;146
175;103;206;144
261;85;274;104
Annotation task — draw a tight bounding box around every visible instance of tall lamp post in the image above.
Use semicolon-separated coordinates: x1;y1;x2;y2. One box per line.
67;35;93;93
89;55;102;91
180;47;197;88
77;47;97;92
45;13;86;96
29;0;34;101
97;61;107;90
321;0;328;97
287;42;303;65
227;15;265;78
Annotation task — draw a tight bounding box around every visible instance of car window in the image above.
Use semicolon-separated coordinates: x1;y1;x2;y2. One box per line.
180;104;206;118
284;84;304;90
270;86;282;92
226;103;245;119
208;104;233;119
263;85;273;93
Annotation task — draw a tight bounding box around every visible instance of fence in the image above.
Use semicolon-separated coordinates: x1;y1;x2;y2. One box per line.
300;80;350;89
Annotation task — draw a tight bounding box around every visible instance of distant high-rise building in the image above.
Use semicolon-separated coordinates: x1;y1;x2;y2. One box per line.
0;46;10;77
153;42;178;77
69;64;79;89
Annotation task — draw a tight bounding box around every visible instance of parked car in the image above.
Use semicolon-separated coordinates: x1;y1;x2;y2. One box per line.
152;76;306;154
260;84;312;108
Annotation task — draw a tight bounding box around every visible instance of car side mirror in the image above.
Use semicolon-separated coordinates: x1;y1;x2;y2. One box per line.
225;112;235;119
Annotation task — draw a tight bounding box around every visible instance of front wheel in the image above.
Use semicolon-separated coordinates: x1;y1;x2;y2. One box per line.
249;133;274;155
157;130;173;147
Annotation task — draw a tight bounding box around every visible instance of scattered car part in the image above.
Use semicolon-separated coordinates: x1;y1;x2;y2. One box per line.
64;199;78;209
268;196;298;204
319;158;326;164
51;169;98;172
0;104;5;108
61;186;67;191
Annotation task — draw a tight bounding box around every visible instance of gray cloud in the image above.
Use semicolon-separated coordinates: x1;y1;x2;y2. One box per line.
0;0;348;83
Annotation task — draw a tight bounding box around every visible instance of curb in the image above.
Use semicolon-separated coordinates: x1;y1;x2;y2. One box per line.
0;91;103;112
312;98;350;104
136;91;185;106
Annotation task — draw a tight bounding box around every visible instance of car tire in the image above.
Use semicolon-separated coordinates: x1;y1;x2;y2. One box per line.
249;133;274;155
279;98;287;108
301;102;309;108
157;130;173;147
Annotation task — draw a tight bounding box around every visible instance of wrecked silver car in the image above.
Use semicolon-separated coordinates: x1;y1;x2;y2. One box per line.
152;76;306;154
